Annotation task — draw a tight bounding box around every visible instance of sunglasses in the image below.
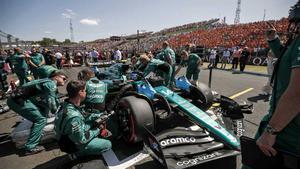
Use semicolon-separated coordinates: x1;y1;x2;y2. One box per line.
59;76;68;81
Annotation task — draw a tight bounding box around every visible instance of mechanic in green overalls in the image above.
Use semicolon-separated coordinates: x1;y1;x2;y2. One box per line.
96;63;126;80
7;71;67;155
78;68;120;136
174;50;202;86
140;54;172;86
55;80;112;157
26;47;46;79
130;56;144;71
9;47;30;85
37;65;59;79
242;2;300;168
155;41;176;86
78;69;107;115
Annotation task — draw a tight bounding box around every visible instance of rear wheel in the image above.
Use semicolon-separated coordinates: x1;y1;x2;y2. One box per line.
117;96;154;143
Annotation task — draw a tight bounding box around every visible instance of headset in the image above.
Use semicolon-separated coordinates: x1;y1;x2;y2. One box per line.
289;1;300;22
287;1;300;37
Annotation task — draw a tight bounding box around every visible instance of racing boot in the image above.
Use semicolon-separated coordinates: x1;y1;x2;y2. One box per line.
24;146;45;155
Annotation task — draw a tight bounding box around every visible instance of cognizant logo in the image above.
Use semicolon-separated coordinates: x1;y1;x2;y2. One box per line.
233;120;244;137
160;137;196;147
176;152;223;167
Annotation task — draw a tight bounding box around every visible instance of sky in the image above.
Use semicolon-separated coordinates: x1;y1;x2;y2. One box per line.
0;0;297;42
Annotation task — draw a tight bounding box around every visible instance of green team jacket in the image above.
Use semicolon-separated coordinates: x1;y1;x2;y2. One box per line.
264;37;300;155
156;47;176;65
9;53;28;71
37;65;58;78
54;101;100;146
144;58;165;76
84;77;107;104
22;78;59;114
30;53;44;66
180;53;201;72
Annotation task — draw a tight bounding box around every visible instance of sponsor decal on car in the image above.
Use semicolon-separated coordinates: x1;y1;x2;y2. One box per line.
160;89;174;96
233;119;244;137
176;151;223;167
160;137;196;147
149;137;159;152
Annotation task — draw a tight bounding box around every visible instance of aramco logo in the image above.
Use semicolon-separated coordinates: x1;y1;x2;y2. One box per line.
160;137;196;147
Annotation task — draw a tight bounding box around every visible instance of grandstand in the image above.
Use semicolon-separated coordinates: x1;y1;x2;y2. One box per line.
86;18;288;55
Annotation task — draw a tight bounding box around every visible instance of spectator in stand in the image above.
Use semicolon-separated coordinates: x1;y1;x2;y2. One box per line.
239;46;250;72
221;48;231;69
54;50;63;69
113;47;122;61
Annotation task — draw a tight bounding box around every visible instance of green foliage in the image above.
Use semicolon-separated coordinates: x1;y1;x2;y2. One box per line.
38;38;60;47
63;39;71;44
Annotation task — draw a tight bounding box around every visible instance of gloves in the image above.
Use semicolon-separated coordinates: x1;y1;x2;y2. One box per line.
100;128;108;137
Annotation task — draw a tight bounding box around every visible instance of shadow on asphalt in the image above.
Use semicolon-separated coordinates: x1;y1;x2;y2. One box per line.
32;155;71;169
247;94;270;103
0;135;60;158
33;155;107;169
134;160;162;169
0;139;23;158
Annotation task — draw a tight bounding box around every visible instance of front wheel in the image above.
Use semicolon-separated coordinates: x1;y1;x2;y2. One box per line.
117;96;154;143
189;82;214;111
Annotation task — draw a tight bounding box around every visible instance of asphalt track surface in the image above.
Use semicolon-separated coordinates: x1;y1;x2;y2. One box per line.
0;66;270;169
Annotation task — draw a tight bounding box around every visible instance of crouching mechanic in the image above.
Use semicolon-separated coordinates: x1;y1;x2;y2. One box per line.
174;50;202;86
78;68;107;118
139;54;172;86
55;80;112;157
78;68;120;137
130;56;145;72
37;65;59;79
7;71;68;155
96;63;129;80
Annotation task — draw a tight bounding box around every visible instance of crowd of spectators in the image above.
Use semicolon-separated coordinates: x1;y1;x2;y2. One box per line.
153;19;222;36
1;18;289;66
85;18;288;57
166;18;289;52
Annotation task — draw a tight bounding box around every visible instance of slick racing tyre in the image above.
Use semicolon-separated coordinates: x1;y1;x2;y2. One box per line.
189;82;214;111
117;96;154;143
